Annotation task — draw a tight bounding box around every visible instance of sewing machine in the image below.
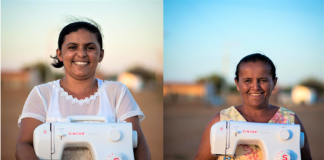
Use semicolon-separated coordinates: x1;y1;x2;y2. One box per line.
210;121;304;160
34;116;137;160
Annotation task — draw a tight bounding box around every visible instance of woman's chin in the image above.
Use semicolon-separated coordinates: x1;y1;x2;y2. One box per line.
246;101;267;108
67;73;94;80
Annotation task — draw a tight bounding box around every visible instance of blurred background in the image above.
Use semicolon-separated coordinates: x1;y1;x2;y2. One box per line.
1;0;163;160
164;0;324;160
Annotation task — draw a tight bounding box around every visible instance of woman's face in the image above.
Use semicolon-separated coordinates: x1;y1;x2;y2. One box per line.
57;29;104;80
235;61;277;108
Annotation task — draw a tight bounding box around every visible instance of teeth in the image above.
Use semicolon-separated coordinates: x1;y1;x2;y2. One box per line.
74;62;88;66
251;94;261;96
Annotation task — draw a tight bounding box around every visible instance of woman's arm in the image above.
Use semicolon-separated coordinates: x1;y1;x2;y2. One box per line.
125;116;151;160
194;113;220;160
294;114;312;160
16;118;43;160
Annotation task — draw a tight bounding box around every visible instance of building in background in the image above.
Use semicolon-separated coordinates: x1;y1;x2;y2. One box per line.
1;69;40;90
291;85;317;105
163;82;206;98
118;72;144;92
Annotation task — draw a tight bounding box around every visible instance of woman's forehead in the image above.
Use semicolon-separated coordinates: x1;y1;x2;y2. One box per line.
239;61;272;77
63;29;98;44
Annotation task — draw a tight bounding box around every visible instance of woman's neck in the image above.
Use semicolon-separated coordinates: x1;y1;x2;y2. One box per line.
241;103;271;115
236;104;279;122
60;76;98;99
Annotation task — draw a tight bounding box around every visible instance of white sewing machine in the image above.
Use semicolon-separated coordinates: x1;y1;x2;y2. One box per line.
210;121;304;160
34;116;137;160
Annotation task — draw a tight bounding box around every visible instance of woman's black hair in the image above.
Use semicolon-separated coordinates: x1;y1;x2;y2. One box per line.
51;20;103;68
235;53;276;81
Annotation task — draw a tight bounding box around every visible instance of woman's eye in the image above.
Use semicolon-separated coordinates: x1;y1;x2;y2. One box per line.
68;46;77;50
87;46;95;50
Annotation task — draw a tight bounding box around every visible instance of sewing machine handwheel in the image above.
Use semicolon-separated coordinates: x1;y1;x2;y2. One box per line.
280;130;290;140
133;131;138;148
300;132;304;149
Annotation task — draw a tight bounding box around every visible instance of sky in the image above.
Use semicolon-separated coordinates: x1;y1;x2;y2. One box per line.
1;0;163;75
164;0;324;86
2;0;324;87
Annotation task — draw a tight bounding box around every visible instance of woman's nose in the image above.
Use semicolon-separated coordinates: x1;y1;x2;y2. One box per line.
77;48;87;57
252;81;261;90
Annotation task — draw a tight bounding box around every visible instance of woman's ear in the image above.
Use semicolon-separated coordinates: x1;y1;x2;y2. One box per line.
56;49;63;61
273;77;278;90
234;78;240;92
99;49;104;62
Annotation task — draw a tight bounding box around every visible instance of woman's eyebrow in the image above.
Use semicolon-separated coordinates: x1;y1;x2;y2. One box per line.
66;42;95;47
66;42;78;46
84;42;95;46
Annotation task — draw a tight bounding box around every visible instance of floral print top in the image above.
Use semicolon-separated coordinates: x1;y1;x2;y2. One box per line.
218;106;295;160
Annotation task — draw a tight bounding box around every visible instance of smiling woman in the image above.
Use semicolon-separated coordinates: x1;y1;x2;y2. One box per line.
15;20;151;160
194;53;312;160
57;28;103;83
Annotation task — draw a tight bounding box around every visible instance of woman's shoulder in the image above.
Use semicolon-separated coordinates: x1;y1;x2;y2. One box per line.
278;106;296;118
268;106;296;124
279;106;295;114
220;106;245;121
101;80;126;88
220;106;236;117
100;80;128;95
32;80;60;93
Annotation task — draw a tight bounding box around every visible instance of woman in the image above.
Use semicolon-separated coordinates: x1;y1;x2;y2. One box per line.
194;53;312;160
16;21;151;160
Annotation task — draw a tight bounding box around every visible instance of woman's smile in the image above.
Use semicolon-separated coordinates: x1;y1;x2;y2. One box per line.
57;29;104;80
249;93;263;97
235;61;277;108
73;61;89;66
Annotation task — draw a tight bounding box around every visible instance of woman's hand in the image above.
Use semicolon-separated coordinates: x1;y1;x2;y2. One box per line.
125;116;151;160
16;118;43;160
194;113;220;160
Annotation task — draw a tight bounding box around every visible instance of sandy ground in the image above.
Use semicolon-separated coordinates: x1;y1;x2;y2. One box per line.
1;86;163;160
164;98;324;160
3;87;323;160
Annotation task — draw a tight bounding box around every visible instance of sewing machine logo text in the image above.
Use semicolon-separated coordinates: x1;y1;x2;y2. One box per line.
242;130;257;133
69;132;85;135
282;155;288;160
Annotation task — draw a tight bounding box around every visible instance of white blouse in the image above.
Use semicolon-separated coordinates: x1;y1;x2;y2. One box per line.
18;79;145;127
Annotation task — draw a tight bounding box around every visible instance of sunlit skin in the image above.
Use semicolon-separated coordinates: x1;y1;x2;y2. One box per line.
57;29;104;81
56;29;104;100
236;61;276;108
234;61;279;122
